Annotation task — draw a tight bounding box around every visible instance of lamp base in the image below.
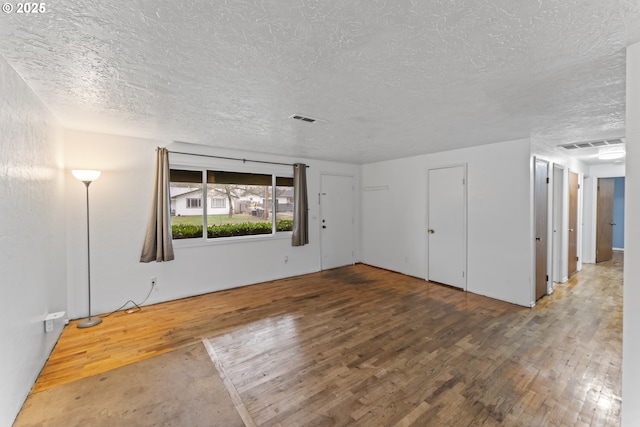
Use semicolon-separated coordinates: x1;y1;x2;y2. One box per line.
77;317;103;328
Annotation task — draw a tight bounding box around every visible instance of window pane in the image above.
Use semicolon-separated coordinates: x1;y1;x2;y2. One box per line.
211;198;226;208
206;170;273;238
275;178;294;232
170;170;204;239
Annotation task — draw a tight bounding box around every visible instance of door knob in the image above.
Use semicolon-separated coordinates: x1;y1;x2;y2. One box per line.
428;229;435;234
536;237;541;241
610;223;616;226
569;228;574;232
322;225;326;229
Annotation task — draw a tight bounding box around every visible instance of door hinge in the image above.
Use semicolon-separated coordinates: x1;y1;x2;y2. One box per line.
546;177;549;184
578;184;580;189
546;274;549;281
462;178;465;185
462;271;465;278
576;256;579;262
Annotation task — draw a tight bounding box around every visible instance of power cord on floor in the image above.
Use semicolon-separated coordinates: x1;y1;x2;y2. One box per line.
101;282;156;318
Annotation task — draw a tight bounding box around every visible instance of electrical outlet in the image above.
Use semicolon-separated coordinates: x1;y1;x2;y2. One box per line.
284;256;288;264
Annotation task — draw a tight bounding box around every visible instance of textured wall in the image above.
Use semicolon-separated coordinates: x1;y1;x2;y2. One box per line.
64;130;360;319
362;138;534;307
0;56;66;426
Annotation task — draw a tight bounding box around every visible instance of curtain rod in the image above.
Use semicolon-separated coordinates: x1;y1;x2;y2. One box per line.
168;150;309;168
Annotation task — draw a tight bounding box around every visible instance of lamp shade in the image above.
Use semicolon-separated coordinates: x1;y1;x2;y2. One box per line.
72;170;101;182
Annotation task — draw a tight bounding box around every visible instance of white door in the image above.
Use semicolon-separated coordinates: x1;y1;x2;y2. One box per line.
321;174;354;270
552;165;564;283
427;166;467;288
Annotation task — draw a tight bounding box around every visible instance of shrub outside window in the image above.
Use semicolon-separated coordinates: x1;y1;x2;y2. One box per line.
169;168;293;240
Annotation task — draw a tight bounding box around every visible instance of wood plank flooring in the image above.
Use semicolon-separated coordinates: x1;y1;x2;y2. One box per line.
32;255;622;426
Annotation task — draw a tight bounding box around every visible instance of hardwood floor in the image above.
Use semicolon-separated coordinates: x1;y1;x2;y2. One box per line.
33;255;622;426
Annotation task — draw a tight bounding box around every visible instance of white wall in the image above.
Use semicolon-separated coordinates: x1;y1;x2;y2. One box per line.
589;163;626;178
622;41;640;427
64;132;360;319
362;138;533;307
0;57;66;426
530;141;590;175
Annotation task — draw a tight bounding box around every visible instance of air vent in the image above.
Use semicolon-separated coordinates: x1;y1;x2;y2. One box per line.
606;138;624;145
289;114;324;123
559;138;625;150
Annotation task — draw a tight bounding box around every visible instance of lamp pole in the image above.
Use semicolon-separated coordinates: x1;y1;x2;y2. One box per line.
72;170;102;328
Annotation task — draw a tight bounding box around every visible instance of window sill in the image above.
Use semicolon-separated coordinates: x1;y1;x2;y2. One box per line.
172;231;293;249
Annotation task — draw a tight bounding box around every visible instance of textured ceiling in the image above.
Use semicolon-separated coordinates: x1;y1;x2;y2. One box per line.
1;0;639;164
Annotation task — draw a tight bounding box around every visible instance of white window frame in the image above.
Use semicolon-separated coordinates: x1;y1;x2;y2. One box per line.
169;161;293;246
186;198;202;209
211;197;226;208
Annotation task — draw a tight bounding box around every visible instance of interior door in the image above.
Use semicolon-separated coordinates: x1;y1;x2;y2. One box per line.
320;174;354;270
534;159;549;300
596;178;615;262
427;166;466;289
568;171;579;276
552;165;564;283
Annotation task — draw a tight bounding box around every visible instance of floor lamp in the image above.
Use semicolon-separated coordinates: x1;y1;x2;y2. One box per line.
72;169;103;328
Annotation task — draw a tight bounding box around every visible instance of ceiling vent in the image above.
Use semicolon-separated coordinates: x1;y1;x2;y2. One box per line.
289;114;324;123
559;138;625;150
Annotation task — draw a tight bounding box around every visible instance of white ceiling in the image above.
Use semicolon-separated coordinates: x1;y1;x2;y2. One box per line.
1;1;639;164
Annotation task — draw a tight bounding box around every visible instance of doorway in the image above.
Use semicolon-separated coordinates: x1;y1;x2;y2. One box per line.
568;171;579;277
427;165;467;289
613;177;625;250
596;178;615;262
320;174;355;270
552;165;564;283
534;159;549;300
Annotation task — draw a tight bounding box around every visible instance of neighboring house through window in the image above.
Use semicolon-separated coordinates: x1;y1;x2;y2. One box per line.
169;166;294;240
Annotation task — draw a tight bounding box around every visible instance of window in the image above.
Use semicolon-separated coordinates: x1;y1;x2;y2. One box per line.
170;169;204;239
186;198;202;208
275;178;294;231
211;198;226;208
169;167;294;241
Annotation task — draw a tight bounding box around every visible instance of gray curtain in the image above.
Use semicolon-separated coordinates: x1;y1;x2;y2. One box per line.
140;147;175;262
292;163;309;246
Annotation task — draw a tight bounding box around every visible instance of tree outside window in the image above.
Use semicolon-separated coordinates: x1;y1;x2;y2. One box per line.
169;168;293;240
